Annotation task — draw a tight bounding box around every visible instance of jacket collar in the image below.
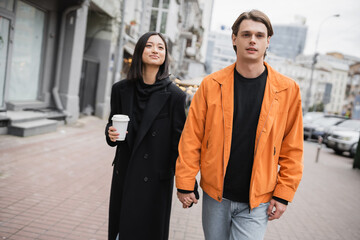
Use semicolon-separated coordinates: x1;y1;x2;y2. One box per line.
210;62;289;93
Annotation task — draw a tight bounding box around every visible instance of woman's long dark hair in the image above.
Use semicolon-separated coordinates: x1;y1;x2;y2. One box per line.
127;31;170;81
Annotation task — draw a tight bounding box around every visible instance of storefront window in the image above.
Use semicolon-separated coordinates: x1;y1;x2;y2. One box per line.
0;0;14;12
9;1;45;101
0;17;10;107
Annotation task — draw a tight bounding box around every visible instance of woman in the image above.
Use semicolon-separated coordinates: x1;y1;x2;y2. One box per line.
105;32;186;240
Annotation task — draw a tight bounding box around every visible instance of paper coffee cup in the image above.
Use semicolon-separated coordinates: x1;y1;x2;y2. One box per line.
112;114;130;141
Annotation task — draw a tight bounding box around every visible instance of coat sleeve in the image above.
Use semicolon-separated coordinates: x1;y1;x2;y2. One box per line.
105;83;119;147
175;80;208;191
273;82;304;202
170;92;187;172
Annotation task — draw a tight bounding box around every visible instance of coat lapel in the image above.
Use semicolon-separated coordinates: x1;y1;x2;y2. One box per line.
132;91;171;153
120;83;135;149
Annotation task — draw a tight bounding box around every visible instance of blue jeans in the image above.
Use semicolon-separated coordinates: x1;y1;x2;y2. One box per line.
202;191;269;240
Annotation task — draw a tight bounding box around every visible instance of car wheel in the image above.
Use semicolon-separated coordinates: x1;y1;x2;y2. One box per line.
334;149;344;155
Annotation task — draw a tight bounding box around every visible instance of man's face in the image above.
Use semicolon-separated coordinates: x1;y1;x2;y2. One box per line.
232;19;270;63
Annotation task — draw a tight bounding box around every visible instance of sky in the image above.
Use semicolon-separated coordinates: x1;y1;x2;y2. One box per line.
210;0;360;58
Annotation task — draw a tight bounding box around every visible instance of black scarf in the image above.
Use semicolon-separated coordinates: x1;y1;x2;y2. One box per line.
133;77;171;132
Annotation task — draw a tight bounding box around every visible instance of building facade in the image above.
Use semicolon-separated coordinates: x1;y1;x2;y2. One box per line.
268;23;307;60
119;0;209;80
0;0;211;136
205;30;236;74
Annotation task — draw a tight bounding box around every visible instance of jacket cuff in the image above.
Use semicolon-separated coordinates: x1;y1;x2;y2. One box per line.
273;184;296;202
272;196;288;205
177;180;199;199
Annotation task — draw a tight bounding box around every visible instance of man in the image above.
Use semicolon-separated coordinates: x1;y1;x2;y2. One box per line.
175;10;303;240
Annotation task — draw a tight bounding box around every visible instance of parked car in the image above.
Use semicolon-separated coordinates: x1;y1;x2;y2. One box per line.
323;119;360;146
303;112;324;125
327;129;360;157
303;116;346;140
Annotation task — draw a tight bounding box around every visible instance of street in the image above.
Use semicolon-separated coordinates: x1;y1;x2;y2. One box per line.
1;116;359;240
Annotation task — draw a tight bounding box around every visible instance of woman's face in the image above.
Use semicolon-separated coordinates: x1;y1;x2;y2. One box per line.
142;35;166;67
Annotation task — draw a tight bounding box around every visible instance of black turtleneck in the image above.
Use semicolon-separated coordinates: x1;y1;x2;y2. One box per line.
132;77;170;135
223;66;267;203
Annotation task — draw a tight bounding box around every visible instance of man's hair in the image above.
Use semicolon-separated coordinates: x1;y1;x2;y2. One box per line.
127;31;169;81
231;10;274;54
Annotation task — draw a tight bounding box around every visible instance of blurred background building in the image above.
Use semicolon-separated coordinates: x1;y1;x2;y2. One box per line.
0;0;214;136
269;19;307;60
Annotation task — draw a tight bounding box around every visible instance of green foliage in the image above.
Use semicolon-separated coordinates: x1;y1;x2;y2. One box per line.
309;102;324;112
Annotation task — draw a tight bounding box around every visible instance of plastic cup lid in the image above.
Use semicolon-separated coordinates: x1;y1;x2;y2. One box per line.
112;114;130;121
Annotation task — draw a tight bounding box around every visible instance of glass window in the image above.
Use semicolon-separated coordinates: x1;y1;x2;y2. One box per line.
160;12;167;34
0;0;14;11
9;1;45;101
150;0;169;34
152;0;159;7
162;0;169;9
0;17;10;107
150;10;158;32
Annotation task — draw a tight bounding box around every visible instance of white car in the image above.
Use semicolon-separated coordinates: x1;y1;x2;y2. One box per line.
324;119;360;145
303;116;345;140
327;130;360;157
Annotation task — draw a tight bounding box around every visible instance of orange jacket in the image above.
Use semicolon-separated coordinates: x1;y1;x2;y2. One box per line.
175;62;303;209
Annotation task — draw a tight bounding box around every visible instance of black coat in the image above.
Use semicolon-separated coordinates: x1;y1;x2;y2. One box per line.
105;78;186;240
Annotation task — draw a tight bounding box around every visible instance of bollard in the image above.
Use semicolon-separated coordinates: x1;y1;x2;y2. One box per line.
315;136;323;163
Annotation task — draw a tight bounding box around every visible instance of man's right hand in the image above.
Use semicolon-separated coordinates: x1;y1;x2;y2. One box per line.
177;192;198;208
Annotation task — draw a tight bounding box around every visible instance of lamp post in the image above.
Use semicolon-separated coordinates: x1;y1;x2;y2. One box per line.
304;14;340;114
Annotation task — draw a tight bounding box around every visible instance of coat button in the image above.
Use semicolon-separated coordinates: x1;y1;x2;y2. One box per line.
152;131;157;136
144;154;149;159
217;196;221;201
144;177;148;182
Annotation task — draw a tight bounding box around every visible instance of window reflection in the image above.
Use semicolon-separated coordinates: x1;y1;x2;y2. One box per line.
150;0;168;34
150;10;158;32
9;1;45;101
160;12;167;34
162;0;169;9
0;0;14;12
152;0;159;7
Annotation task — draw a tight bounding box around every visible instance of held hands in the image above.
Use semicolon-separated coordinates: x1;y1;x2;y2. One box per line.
267;199;287;221
177;192;198;209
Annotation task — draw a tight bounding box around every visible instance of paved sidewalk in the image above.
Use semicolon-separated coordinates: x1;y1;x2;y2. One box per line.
1;117;359;240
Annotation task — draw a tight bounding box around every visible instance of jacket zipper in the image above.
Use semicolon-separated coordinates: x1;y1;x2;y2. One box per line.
249;91;277;210
220;84;226;202
254;95;276;156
